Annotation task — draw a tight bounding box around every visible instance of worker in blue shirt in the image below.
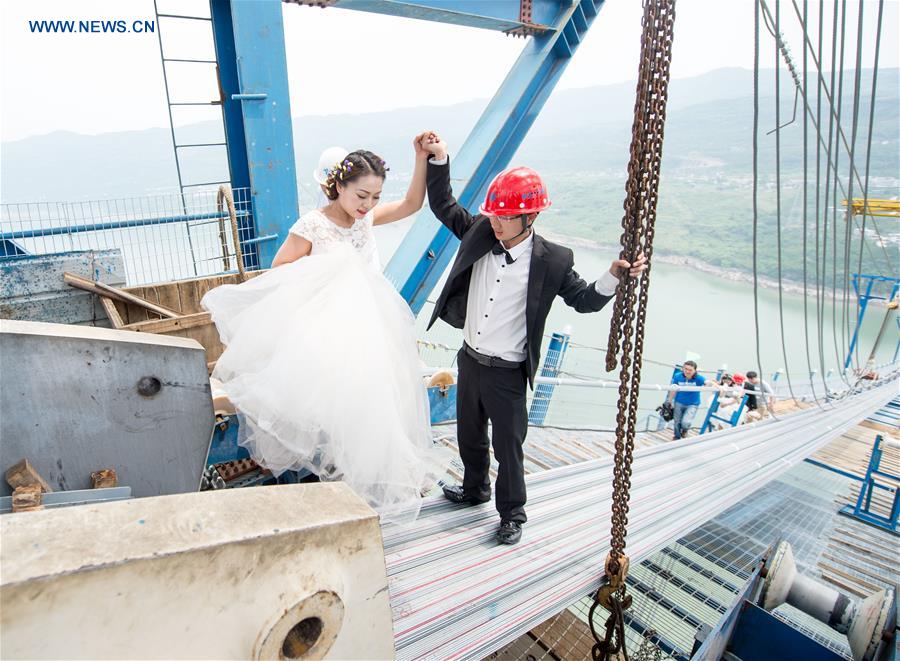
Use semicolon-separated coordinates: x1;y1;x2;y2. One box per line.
666;360;706;439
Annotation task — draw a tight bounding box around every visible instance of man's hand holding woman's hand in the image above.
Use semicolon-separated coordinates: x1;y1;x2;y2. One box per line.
416;130;448;161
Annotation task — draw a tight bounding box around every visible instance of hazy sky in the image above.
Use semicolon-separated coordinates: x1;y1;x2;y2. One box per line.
1;0;897;142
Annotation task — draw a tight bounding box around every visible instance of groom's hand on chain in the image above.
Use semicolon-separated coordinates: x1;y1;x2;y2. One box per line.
609;252;647;280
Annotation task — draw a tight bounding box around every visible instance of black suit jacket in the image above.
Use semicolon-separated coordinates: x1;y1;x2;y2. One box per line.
425;159;614;386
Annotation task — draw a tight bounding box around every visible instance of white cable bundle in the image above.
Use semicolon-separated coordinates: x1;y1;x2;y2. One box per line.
383;381;896;660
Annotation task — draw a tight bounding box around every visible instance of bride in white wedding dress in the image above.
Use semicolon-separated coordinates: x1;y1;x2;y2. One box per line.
202;134;441;524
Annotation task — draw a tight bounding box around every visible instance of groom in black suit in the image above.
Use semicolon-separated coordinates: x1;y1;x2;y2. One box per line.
422;133;646;545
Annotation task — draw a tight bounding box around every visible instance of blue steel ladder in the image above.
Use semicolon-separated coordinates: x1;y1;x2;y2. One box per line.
153;1;233;195
152;1;236;275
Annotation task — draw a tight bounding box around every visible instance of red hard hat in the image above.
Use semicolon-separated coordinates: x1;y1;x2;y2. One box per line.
479;166;551;216
732;373;746;385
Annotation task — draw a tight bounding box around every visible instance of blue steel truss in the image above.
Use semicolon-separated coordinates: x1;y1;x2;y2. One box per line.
285;0;565;34
844;274;900;370
210;0;299;270
382;0;608;312
206;0;606;284
839;435;900;535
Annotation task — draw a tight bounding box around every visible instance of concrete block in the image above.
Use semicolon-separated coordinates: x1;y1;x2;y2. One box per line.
0;319;212;497
0;483;394;659
0;250;125;326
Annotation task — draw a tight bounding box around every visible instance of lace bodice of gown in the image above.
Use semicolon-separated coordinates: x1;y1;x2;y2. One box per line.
289;209;380;269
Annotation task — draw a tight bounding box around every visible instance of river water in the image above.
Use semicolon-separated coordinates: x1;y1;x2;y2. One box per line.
375;220;897;428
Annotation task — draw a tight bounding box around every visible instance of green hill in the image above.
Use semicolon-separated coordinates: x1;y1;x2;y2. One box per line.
2;67;897;282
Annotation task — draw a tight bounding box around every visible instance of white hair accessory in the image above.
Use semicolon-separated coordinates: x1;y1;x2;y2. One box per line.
313;146;348;185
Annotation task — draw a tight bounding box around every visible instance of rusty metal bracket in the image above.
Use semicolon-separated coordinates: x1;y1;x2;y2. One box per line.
504;0;546;37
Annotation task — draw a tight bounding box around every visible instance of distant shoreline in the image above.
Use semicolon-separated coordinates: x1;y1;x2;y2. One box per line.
545;231;863;300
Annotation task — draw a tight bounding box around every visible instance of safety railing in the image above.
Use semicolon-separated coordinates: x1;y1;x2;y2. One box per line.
1;187;254;286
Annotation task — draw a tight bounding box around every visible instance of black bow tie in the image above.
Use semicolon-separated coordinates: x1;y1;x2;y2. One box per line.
491;243;515;265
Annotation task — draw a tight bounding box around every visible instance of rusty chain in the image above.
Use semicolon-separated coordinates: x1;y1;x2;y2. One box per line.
590;0;676;657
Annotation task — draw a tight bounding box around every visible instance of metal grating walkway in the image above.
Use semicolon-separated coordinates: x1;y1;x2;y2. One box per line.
382;382;896;659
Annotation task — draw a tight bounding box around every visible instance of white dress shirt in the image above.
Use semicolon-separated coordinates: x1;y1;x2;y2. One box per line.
465;232;534;361
429;155;620;361
464;233;620;362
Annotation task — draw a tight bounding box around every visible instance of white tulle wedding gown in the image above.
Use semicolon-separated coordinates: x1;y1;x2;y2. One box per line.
202;209;438;524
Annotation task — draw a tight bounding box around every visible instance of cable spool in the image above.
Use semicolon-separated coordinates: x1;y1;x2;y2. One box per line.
759;541;896;661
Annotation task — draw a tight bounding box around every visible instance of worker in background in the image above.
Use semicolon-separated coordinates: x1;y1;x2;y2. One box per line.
666;360;706;440
712;373;745;430
744;371;775;421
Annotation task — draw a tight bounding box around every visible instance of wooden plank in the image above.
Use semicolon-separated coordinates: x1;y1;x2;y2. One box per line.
530;442;569;467
11;485;44;512
195;275;223;302
123;312;224;364
847;485;897;513
133;287;163;320
435;438;469;483
91;469;118;489
831;527;899;556
122;288;150;323
816;562;880;593
568;438;603;458
859;419;900;438
821;549;897;579
153;281;185;315
115;298;131;325
522;450;553;472
125;312;213;334
489;633;544;659
177;279;202;314
546;438;590;463
196;323;226;362
64;272;179;319
826;541;899;573
818;569;870;598
590;441;615;455
5;458;53;493
528;608;595;660
100;297;125;329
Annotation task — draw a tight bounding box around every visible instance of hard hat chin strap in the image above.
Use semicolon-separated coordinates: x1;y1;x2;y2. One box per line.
508;214;534;241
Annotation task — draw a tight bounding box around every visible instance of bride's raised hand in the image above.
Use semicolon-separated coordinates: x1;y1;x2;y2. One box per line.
374;133;431;226
413;131;432;160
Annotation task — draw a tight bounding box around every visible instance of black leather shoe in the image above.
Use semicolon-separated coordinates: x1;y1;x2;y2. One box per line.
496;520;523;545
442;485;490;505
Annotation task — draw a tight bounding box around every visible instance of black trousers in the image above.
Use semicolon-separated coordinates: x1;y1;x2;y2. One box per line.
456;348;529;523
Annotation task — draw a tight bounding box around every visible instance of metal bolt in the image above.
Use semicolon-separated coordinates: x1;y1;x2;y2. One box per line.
137;376;162;397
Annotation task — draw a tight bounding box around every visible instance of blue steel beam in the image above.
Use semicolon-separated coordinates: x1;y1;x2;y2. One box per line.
212;0;299;270
844;274;900;370
0;211;250;241
210;1;255;268
284;0;561;33
383;0;606;312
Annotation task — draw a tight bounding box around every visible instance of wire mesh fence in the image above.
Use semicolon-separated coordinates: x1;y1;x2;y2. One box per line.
416;321;885;433
0;187;254;286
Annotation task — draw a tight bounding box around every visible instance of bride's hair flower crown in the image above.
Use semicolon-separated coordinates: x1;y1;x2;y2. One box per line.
323;151;390;201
